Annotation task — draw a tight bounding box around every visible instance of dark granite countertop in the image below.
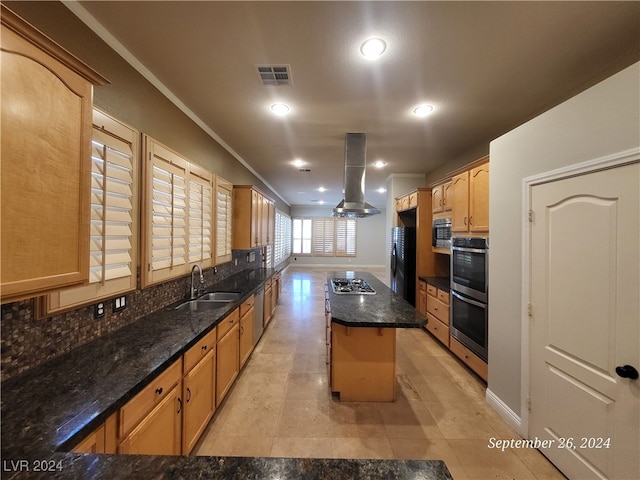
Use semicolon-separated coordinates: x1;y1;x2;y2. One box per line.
327;272;426;328
1;267;451;480
419;276;451;293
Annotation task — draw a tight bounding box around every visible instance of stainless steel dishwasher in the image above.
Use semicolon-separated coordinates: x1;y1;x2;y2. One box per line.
253;288;264;346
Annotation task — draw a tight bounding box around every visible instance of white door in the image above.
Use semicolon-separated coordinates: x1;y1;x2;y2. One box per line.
529;162;639;480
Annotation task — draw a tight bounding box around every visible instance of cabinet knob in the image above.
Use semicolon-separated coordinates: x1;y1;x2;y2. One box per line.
155;387;163;395
469;216;473;225
202;345;208;351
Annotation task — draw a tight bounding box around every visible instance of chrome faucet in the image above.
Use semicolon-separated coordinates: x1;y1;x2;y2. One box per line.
190;264;204;299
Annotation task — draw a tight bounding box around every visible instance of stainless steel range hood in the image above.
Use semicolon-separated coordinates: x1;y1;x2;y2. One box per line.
332;133;381;218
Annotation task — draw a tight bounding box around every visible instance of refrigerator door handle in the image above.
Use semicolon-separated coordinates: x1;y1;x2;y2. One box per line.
391;244;397;274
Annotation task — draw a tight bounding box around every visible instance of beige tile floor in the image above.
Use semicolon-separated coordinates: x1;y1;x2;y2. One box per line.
194;267;566;480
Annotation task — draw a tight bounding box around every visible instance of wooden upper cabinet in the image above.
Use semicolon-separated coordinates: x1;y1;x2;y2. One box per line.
469;163;489;232
433;181;452;214
232;186;275;249
0;8;108;301
451;160;489;233
451;172;470;232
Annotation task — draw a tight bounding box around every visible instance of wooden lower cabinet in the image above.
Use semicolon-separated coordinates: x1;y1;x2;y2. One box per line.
449;337;488;381
417;281;428;317
119;384;182;455
182;347;215;455
425;285;450;348
216;322;239;406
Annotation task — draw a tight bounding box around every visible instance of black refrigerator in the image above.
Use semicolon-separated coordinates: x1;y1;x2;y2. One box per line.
390;227;416;306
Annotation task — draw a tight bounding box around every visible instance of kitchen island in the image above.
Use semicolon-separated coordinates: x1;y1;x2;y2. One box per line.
326;272;426;402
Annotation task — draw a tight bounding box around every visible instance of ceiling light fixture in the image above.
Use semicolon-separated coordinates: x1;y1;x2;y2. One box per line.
413;104;435;117
360;37;387;59
317;187;327;192
373;160;387;169
292;159;305;168
270;103;290;116
376;187;387;194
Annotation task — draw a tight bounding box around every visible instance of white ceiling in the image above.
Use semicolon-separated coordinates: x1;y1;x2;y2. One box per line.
73;1;639;208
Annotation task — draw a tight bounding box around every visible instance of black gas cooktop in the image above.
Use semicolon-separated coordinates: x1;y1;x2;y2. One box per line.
330;278;377;295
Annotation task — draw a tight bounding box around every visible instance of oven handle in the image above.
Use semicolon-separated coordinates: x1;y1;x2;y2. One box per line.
451;290;487;308
452;246;487;254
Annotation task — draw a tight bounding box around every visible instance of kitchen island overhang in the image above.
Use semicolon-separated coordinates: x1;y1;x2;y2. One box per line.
325;272;426;402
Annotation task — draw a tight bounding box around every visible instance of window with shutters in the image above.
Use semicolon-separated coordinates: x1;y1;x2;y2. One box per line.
336;218;357;256
312;218;335;256
274;210;291;266
142;135;213;287
215;177;233;264
291;217;357;257
292;218;312;255
187;165;213;266
43;108;139;314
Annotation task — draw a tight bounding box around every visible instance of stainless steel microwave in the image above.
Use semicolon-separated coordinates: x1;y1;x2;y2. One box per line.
432;217;452;249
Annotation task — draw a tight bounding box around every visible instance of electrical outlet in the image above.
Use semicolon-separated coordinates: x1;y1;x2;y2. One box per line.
234;258;238;266
94;302;105;319
113;295;127;313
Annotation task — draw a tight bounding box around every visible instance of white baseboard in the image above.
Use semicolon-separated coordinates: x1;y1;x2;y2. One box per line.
486;388;523;436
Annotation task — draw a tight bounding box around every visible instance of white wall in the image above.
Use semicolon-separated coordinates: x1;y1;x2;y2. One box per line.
289;205;387;268
488;62;640;420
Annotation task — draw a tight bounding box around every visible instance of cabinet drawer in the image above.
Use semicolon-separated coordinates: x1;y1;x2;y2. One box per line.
240;295;255;317
426;284;438;297
184;327;217;373
450;337;488;381
437;289;450;305
120;358;182;437
425;313;450;347
418;280;427;292
427;295;449;324
217;308;239;340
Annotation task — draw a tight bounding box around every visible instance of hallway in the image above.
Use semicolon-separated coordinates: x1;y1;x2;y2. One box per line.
194;267;565;480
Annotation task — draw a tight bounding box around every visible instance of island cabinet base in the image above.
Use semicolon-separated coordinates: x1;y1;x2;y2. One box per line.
330;324;396;402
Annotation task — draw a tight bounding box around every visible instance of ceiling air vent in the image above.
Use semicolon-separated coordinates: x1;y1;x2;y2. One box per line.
299;168;311;172
256;64;292;86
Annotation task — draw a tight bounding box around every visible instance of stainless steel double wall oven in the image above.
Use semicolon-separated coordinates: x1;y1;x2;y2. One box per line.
450;237;489;362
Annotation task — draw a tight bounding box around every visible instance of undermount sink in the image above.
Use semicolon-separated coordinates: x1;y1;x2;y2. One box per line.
197;292;241;302
174;291;241;312
175;300;230;312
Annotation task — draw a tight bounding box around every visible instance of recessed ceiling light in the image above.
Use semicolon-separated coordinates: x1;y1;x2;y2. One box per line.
270;103;290;116
292;159;305;168
373;160;387;169
413;104;435;117
360;37;387;59
376;187;387;194
317;187;327;192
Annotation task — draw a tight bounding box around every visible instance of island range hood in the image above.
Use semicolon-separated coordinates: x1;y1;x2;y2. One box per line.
332;133;381;218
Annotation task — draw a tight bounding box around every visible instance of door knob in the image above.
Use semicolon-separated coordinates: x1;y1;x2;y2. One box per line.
615;365;639;380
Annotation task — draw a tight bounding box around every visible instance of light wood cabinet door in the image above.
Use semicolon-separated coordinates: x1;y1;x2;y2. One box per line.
74;424;105;454
119;384;182;455
469;163;489;232
239;305;255;368
216;323;239;406
263;285;273;327
0;9;107;300
432;185;444;214
182;348;215;455
451;172;470;232
442;181;453;212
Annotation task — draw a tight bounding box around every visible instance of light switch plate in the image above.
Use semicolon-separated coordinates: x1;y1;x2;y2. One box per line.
113;295;127;313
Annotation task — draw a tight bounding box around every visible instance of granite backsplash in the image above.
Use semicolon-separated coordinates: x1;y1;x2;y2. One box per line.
0;248;284;381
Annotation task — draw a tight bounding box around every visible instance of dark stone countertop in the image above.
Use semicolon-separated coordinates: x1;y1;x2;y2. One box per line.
1;267;451;480
419;276;451;293
327;272;426;328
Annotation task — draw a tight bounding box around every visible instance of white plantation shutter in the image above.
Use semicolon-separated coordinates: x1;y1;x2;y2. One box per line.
336;218;357;256
89;130;135;283
187;167;213;265
313;218;335;256
215;178;233;264
44;109;139;314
